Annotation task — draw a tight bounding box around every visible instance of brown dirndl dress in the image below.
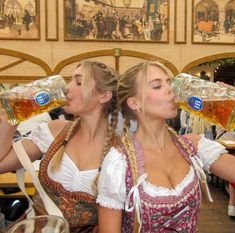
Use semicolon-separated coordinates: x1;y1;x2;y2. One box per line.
32;122;98;233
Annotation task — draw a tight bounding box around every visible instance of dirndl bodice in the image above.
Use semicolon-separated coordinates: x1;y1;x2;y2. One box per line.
122;134;202;233
32;122;98;233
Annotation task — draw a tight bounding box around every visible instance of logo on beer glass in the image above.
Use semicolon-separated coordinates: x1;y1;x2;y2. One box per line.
187;96;203;111
35;92;51;106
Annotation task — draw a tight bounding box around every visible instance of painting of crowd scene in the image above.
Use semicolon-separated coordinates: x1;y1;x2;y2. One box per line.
193;0;235;44
0;0;39;40
64;0;169;42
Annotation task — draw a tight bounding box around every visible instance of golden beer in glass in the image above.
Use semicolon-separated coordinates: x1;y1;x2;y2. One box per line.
0;75;67;125
172;73;235;131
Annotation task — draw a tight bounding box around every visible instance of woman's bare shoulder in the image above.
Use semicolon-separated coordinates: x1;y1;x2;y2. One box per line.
47;119;70;138
183;133;200;147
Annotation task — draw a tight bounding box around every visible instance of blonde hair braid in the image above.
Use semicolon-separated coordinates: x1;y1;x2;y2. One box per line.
121;118;139;183
167;125;193;157
92;106;119;195
91;63;119;195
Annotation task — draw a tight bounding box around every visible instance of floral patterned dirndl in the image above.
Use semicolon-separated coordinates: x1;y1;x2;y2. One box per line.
122;134;202;233
32;122;98;233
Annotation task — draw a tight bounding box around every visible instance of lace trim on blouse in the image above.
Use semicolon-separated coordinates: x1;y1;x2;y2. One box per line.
142;166;194;197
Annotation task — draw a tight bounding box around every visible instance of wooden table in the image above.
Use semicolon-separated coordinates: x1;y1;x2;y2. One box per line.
216;139;235;152
0;172;35;198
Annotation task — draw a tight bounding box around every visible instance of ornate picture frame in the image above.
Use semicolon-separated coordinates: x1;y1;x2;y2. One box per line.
64;0;169;43
0;0;40;40
192;0;235;44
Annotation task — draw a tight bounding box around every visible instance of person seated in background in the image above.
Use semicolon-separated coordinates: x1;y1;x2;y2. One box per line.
187;114;215;140
200;70;210;81
179;109;191;135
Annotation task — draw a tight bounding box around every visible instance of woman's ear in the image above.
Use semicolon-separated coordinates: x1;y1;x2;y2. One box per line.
99;91;112;104
127;97;140;111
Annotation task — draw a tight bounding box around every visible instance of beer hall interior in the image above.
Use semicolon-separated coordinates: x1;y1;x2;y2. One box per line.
0;0;235;232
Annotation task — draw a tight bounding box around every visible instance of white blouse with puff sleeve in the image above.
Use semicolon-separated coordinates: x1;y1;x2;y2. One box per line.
27;122;98;196
97;147;127;209
97;136;227;210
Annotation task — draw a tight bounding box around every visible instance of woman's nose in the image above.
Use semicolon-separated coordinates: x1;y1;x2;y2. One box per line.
169;88;173;95
64;83;70;94
167;84;173;94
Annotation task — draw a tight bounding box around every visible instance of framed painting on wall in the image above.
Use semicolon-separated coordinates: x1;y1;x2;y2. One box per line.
192;0;235;44
64;0;169;43
0;0;40;40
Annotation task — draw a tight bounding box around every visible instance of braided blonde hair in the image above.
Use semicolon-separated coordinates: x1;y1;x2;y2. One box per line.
92;63;119;194
51;61;119;176
117;61;170;183
92;106;119;194
167;125;194;158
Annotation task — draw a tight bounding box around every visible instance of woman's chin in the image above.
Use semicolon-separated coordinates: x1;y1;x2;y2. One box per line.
171;109;178;118
63;106;71;114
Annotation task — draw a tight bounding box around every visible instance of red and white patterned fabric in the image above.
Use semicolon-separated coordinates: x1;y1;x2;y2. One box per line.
122;135;201;233
97;134;227;233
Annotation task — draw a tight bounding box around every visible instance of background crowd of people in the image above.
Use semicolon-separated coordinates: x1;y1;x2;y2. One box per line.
67;10;167;41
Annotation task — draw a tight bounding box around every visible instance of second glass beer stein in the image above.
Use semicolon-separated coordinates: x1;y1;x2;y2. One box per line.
171;73;235;131
0;75;67;125
5;215;70;233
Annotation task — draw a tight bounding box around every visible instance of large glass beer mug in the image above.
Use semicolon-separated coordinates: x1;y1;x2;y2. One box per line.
171;73;235;131
5;215;70;233
0;75;67;125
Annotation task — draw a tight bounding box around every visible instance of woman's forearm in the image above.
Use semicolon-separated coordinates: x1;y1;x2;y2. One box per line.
98;206;122;233
210;154;235;184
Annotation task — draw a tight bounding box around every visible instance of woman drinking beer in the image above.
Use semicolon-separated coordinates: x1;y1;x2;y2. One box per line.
97;61;235;233
0;60;119;232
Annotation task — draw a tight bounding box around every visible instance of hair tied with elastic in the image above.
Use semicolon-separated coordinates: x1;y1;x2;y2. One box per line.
63;140;68;146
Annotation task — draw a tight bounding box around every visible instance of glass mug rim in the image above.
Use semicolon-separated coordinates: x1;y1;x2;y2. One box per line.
0;75;67;125
6;215;69;233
